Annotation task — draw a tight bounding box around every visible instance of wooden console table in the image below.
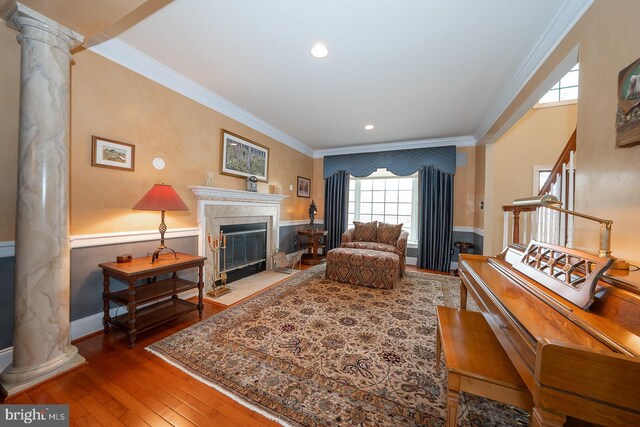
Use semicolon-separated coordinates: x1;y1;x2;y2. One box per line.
99;253;206;348
297;228;328;265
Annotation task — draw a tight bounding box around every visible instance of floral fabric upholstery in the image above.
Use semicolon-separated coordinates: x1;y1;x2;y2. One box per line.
377;222;403;245
326;248;400;289
342;228;409;276
353;221;378;242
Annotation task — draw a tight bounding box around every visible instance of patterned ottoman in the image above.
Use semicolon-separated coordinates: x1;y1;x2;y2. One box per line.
326;248;400;289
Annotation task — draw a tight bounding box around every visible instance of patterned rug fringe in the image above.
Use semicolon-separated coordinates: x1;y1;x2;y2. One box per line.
145;346;293;427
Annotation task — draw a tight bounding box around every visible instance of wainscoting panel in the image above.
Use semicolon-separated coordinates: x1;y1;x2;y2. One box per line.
278;222;325;255
0;225;304;354
70;236;198;321
0;256;15;350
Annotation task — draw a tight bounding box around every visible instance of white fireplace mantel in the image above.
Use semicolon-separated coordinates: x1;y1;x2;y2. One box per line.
189;186;288;204
189;186;289;289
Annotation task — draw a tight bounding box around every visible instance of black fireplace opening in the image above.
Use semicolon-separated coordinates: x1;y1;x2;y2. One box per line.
219;222;267;284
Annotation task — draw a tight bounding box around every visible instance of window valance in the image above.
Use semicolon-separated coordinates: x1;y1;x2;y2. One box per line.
323;145;456;178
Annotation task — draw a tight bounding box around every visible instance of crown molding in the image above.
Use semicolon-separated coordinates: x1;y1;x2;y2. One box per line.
88;38;315;157
473;0;593;142
313;135;476;158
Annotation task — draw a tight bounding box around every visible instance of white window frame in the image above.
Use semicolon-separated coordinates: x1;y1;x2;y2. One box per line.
533;165;553;195
534;63;579;109
348;169;419;244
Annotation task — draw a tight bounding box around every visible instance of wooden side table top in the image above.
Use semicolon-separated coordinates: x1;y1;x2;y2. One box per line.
297;228;327;237
99;252;206;277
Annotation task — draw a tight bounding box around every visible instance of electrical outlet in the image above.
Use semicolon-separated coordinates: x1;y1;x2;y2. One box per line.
293;238;297;246
450;248;455;255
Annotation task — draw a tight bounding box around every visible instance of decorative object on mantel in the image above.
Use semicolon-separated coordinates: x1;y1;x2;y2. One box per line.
308;199;317;226
133;183;189;263
297;175;310;198
221;129;269;181
207;232;231;297
616;58;640;148
246;175;258;192
205;172;215;187
91;135;135;171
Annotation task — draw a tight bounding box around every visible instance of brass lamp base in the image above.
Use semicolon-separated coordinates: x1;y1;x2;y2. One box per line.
151;245;178;263
610;258;630;270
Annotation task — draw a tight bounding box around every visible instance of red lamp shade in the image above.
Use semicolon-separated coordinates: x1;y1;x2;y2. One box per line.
132;184;188;212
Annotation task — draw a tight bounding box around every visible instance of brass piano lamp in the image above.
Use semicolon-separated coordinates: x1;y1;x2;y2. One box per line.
512;195;629;270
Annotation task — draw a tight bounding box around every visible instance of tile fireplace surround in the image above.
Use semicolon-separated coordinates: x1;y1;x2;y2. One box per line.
189;186;288;294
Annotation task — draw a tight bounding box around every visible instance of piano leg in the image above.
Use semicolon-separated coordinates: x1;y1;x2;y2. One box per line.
446;375;461;427
460;282;468;310
531;407;566;427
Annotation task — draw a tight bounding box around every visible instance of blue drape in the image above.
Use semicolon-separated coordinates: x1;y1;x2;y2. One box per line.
323;146;456;178
324;171;350;251
417;166;454;272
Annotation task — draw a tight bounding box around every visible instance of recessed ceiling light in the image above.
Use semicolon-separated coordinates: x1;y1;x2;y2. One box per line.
364;124;374;130
311;43;328;59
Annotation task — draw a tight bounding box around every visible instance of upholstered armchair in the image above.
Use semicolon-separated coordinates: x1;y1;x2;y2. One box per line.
341;221;409;275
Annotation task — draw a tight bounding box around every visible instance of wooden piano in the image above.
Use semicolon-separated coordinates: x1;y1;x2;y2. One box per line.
458;240;640;426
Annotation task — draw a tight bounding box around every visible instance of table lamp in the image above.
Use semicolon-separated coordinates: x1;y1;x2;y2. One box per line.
133;183;189;263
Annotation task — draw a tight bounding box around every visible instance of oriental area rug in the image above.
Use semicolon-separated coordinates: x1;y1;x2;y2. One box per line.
147;266;524;426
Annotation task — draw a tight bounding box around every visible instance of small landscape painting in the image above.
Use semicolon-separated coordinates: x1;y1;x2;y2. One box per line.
91;136;135;171
616;58;640;148
297;176;310;198
221;130;269;181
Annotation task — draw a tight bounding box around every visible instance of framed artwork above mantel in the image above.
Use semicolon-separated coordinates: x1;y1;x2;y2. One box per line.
220;130;269;181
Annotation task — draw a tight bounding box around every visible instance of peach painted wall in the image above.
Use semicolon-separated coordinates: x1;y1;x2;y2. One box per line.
0;24;314;239
569;1;640;264
453;146;475;227
312;157;325;219
0;23;19;241
480;0;640;263
69;50;313;235
474;144;485;230
484;105;577;255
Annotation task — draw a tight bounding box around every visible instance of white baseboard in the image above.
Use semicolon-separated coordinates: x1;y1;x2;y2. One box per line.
0;288;200;372
0;347;11;372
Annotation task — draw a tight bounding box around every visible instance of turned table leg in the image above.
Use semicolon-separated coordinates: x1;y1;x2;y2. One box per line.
197;263;204;320
102;270;111;333
127;279;137;348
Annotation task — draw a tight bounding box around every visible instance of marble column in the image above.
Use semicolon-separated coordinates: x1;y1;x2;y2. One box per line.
1;3;85;398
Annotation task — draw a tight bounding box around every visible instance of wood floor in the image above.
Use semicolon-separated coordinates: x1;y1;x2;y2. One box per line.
4;265;450;426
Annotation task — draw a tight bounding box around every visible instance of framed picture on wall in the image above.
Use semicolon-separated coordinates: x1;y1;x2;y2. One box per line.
297;176;310;198
91;136;135;172
616;58;640;148
220;130;269;181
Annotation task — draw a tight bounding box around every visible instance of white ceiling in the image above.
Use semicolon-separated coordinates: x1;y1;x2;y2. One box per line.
103;0;591;154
